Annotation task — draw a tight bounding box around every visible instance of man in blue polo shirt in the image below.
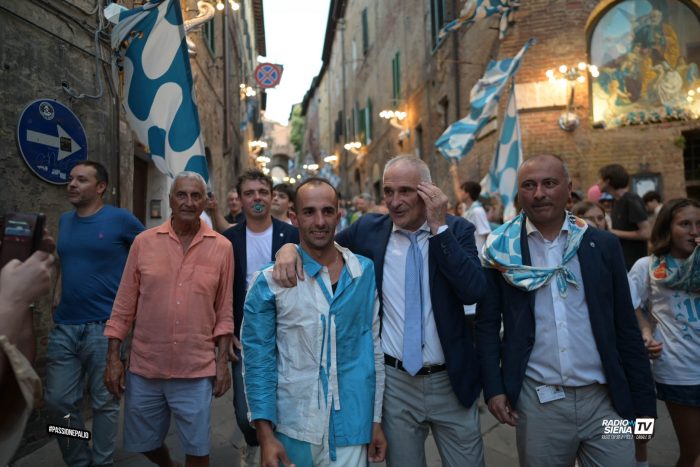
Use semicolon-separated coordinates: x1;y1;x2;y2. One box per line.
46;161;144;467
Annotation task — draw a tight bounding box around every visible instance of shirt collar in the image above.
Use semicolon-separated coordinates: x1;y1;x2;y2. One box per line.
156;217;217;241
299;243;363;279
525;215;570;239
392;221;431;236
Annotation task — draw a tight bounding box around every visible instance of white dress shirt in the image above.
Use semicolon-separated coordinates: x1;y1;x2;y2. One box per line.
382;222;446;365
524;218;606;386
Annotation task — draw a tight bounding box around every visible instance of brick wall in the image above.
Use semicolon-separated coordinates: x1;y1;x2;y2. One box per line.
312;0;700;202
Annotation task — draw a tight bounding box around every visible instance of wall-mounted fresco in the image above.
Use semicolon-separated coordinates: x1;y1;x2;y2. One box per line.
590;0;700;128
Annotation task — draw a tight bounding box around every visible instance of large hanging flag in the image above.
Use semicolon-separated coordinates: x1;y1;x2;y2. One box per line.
481;81;521;219
435;38;533;162
439;0;519;41
111;0;209;181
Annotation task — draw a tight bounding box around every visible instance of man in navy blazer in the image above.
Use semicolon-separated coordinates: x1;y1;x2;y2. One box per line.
476;155;656;467
273;156;486;466
221;169;298;467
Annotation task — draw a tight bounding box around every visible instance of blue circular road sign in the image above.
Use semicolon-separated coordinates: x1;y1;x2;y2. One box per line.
16;99;88;184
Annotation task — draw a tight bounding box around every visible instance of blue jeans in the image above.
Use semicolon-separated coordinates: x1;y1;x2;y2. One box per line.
45;323;120;466
232;348;258;447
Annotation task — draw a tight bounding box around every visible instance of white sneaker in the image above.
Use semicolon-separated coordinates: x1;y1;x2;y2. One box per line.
240;444;260;467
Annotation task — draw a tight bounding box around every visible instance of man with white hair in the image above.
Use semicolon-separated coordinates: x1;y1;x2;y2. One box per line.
104;171;234;467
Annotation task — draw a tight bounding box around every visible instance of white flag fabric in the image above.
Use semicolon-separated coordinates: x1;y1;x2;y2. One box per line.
111;0;209;181
481;81;521;219
435;38;533;162
439;0;519;41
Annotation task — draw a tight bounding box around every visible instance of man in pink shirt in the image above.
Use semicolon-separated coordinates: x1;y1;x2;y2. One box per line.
104;171;233;467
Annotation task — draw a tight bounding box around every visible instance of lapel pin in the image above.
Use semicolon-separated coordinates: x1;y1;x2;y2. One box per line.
280;233;284;237
590;242;595;248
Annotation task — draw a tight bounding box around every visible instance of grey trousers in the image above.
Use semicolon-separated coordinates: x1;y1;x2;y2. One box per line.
382;365;484;467
516;377;635;467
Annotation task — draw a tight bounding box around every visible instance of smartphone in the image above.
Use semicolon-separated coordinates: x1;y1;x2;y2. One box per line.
0;212;46;269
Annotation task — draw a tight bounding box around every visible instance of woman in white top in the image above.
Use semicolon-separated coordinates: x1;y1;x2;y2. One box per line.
628;198;700;467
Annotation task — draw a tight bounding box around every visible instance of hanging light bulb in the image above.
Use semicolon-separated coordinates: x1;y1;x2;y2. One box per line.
216;0;225;11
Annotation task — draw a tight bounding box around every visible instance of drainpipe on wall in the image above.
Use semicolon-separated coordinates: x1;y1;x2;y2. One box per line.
451;0;461;121
223;0;233;158
339;17;349;200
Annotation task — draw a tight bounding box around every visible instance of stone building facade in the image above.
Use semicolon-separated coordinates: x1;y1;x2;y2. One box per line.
302;0;700;203
0;0;264;456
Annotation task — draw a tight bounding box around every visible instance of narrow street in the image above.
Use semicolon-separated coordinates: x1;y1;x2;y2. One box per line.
15;394;679;467
2;1;698;466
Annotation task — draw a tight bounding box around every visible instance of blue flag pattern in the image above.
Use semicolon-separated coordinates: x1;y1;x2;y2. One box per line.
439;0;519;41
481;81;521;218
435;38;533;163
111;0;209;181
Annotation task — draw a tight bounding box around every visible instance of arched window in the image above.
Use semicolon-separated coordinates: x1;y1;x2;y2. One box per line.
589;0;700;128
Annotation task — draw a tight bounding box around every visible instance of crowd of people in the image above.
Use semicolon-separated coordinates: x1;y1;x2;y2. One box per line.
0;154;697;467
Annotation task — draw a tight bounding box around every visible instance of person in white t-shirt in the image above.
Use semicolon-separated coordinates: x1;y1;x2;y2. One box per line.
220;169;299;467
448;165;491;254
628;198;700;467
449;165;491;316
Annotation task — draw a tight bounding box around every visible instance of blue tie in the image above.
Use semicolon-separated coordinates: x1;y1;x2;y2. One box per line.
400;230;424;376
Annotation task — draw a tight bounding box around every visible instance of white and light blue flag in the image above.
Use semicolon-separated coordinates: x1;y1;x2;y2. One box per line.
481;81;521;219
111;0;208;181
439;0;519;41
435;38;533;162
318;163;341;189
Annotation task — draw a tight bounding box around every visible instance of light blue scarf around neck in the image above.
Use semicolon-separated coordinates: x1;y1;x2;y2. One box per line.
649;247;700;294
482;212;588;297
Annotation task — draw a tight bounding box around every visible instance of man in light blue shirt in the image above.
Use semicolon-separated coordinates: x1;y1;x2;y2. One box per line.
242;177;386;467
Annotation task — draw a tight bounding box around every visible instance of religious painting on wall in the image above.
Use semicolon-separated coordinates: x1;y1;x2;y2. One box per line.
590;0;700;128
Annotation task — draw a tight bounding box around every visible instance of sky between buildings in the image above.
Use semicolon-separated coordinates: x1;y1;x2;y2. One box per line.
262;0;330;125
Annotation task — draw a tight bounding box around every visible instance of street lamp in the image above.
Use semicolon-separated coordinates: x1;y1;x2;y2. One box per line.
545;62;599;131
239;83;256;100
323;154;339;167
686;86;700;103
379;109;410;140
249;140;267;154
302;163;319;172
343;141;363;155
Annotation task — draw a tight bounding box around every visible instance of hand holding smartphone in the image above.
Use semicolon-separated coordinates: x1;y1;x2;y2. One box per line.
0;213;46;269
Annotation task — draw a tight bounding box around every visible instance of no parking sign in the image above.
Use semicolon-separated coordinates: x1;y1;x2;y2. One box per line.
254;63;283;88
16;99;88;184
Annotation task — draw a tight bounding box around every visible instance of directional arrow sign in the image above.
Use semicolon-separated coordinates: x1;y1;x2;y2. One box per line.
26;124;83;161
17;99;88;184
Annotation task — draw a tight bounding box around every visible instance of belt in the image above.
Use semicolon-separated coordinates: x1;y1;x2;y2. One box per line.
384;354;447;376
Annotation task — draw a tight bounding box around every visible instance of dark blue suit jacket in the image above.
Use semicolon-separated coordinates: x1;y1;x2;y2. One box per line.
475;224;657;420
336;213;486;408
222;218;299;338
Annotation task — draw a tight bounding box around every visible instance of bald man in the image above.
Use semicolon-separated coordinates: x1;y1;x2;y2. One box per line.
476;154;656;467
